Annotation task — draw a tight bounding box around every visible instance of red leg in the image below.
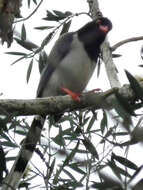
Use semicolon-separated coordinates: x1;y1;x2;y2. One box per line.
61;87;81;102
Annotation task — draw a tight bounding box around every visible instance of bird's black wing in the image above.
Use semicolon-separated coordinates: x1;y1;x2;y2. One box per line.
37;32;74;97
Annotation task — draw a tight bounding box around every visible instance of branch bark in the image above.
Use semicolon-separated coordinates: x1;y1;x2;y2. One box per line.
0;83;140;117
112;36;143;51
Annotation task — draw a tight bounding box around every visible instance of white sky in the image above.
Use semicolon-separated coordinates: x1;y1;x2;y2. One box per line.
1;0;143;188
0;0;143;99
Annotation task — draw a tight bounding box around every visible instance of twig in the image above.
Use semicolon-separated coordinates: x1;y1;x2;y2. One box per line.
112;36;143;51
14;0;44;23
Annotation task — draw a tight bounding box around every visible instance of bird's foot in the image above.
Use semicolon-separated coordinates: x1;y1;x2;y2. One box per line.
61;87;81;102
86;88;102;93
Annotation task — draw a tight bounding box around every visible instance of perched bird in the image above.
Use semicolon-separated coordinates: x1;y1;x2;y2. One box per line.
2;17;112;189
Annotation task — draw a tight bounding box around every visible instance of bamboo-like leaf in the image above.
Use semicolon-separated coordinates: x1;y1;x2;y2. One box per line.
100;110;108;134
14;37;38;51
34;26;54;30
40;32;54;49
115;91;135;116
47;158;56;180
112;153;138;170
21;23;26;41
43;10;59;21
1;141;18;148
38;51;48;73
86;114;97;132
60;20;72;36
5;52;27;56
125;70;143;101
53;10;67;19
32;0;37;5
69;163;86;175
26;59;33;83
108;160;122;180
82;137;99;159
63;141;79;167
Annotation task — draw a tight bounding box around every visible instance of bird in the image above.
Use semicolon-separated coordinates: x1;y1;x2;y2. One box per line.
2;17;112;189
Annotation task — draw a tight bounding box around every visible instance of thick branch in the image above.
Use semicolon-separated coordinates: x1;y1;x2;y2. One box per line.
112;36;143;51
0;83;140;117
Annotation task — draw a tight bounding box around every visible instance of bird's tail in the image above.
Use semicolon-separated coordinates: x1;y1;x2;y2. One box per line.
2;115;46;190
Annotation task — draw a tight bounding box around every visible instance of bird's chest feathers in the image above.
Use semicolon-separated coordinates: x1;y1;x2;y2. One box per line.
62;47;92;79
56;36;95;91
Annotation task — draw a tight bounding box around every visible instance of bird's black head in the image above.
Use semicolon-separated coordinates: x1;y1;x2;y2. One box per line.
96;17;112;33
77;17;112;61
78;17;112;44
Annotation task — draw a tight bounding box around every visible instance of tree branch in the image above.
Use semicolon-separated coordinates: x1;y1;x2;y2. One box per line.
112;36;143;51
87;0;121;88
0;82;140;117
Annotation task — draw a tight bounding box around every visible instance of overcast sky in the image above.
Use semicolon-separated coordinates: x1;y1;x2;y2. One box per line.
1;1;143;187
0;0;143;99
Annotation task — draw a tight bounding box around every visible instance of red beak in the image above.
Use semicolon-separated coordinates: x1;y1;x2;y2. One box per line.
99;25;109;33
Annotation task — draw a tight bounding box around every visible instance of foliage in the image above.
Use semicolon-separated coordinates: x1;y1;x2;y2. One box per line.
0;0;143;190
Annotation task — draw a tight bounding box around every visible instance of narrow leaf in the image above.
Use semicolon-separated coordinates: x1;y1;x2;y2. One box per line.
82;137;99;159
34;26;54;30
125;70;143;101
115;92;135;116
100;110;108;134
21;23;26;41
53;10;67;19
1;141;18;148
14;37;38;51
26;59;33;83
60;20;72;36
69;163;86;175
47;158;56;180
5;52;27;56
112;153;138;170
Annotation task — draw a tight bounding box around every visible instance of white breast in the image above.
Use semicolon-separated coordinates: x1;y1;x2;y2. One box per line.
42;34;96;97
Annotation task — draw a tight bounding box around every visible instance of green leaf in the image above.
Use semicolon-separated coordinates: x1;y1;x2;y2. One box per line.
97;58;101;78
60;20;72;36
47;158;56;180
108;160;122;180
11;56;25;65
34;26;54;30
26;59;33;83
43;10;59;21
40;32;54;49
21;23;26;41
0;132;11;142
69;163;86;175
32;0;37;5
112;153;138;170
5;52;27;56
52;133;65;146
63;169;78;182
38;51;48;73
63;141;79;167
115;91;135;116
6;156;17;161
100;110;108;134
53;10;67;19
92;182;114;189
14;37;38;51
1;141;18;148
82;137;99;159
125;70;143;101
14;130;27;136
27;0;31;8
86;114;97;132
